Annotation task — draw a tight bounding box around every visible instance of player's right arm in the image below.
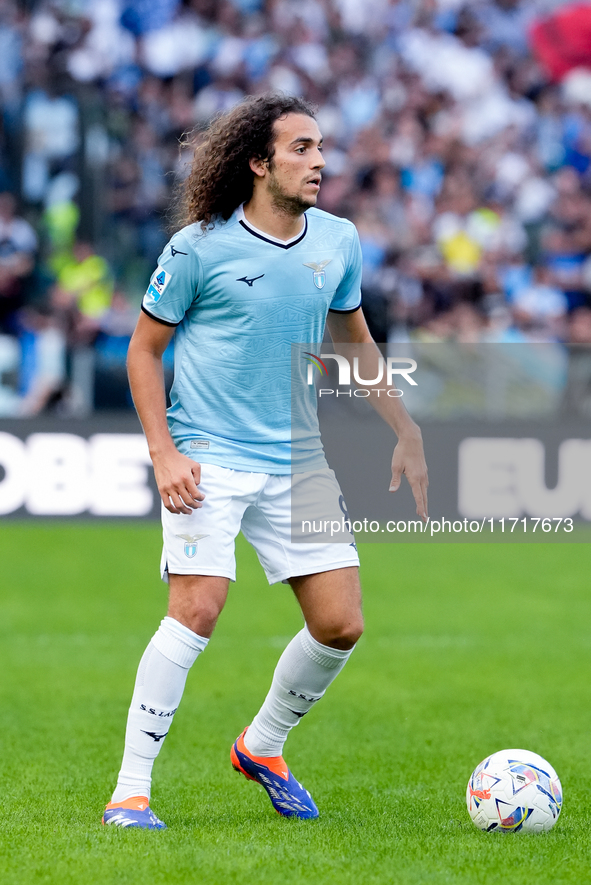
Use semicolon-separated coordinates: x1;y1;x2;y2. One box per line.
127;311;204;515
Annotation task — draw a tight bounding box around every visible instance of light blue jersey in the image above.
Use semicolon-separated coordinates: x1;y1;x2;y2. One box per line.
142;205;362;473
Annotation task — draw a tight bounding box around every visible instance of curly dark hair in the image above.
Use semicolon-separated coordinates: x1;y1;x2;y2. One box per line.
173;94;316;231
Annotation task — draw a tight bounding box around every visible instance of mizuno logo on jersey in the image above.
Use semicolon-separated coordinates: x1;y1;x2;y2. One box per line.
237;274;265;287
171;245;188;256
303;259;331;289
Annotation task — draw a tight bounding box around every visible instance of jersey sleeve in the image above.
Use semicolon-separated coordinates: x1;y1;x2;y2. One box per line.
329;226;362;313
141;230;202;326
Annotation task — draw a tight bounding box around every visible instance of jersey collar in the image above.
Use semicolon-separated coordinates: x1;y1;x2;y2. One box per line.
237;204;308;250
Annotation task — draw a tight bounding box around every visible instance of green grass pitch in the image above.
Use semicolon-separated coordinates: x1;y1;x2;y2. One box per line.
1;523;590;884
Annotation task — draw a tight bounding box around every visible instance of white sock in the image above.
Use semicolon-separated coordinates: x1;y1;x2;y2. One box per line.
111;617;208;803
243;625;355;757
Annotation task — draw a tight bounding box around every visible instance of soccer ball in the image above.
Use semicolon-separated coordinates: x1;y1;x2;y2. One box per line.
466;749;562;833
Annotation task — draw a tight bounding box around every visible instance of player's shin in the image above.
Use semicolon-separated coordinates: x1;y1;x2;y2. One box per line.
243;625;355;757
110;617;208;803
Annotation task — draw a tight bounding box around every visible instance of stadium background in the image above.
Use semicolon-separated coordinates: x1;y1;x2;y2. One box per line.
1;0;591;521
1;2;591;883
1;0;591;422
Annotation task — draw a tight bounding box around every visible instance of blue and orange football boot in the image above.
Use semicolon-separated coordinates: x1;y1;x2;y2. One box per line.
231;728;319;819
102;796;167;829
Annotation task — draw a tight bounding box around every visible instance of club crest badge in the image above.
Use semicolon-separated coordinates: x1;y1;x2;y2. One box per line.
303;259;332;289
175;533;209;558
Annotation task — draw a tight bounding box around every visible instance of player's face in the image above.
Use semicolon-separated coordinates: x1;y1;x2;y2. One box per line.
265;114;325;214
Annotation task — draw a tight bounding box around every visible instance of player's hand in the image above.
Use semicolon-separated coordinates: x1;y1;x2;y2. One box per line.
152;450;205;514
389;430;429;521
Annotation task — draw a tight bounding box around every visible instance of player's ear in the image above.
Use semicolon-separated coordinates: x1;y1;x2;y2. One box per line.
250;156;268;178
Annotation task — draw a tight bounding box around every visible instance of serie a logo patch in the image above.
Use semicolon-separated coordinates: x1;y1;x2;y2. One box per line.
146;266;171;302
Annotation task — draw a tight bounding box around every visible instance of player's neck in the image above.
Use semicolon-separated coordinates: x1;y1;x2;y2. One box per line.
242;197;305;243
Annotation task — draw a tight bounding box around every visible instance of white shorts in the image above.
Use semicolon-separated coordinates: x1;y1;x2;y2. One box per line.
160;464;359;585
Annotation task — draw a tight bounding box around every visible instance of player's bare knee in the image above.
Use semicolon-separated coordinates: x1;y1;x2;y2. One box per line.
314;615;364;650
339;617;364;648
167;598;224;637
196;605;221;635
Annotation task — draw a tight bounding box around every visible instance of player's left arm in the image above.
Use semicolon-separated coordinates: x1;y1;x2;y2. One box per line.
326;308;428;520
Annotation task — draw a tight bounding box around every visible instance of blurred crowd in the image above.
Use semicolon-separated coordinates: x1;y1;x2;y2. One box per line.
1;0;591;417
